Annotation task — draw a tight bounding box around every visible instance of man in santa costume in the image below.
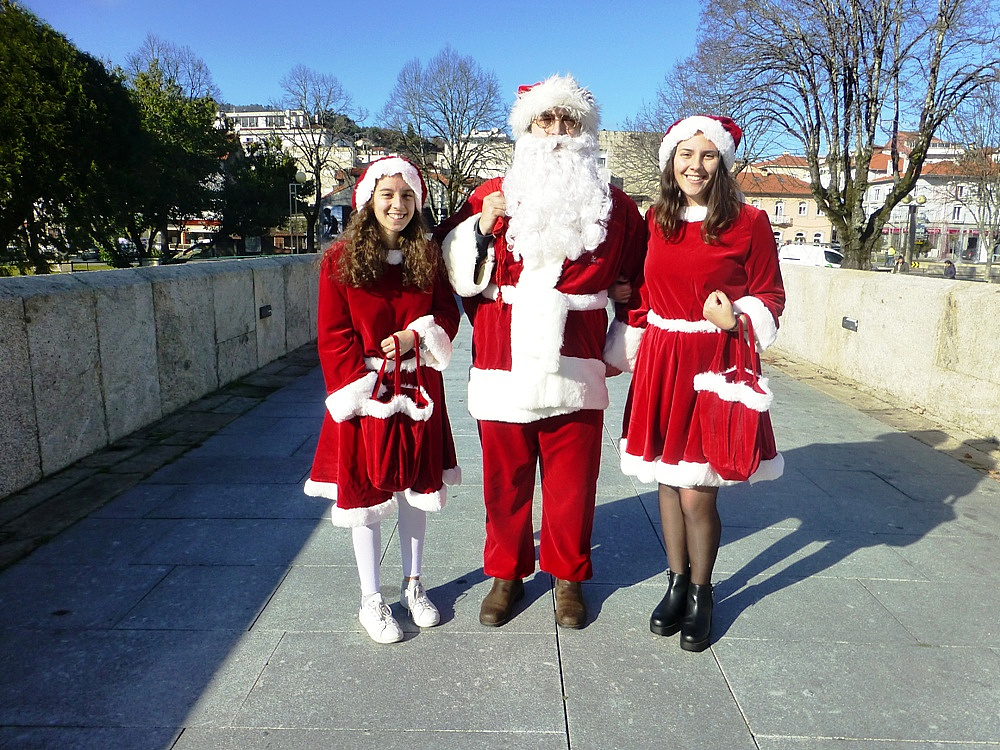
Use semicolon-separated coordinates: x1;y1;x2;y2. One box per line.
435;74;646;628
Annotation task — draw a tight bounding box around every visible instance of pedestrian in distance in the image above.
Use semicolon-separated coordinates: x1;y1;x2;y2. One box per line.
435;74;646;630
607;116;786;652
943;259;956;279
304;156;461;644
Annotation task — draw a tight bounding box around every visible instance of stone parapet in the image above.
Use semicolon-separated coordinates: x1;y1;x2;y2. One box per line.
0;256;319;499
772;265;1000;441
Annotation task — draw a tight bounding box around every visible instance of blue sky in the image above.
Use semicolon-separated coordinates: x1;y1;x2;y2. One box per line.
23;0;701;130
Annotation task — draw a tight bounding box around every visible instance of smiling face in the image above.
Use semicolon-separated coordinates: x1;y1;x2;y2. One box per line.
371;174;416;247
672;132;722;207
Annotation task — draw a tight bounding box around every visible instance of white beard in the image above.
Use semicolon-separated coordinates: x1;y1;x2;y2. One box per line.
503;132;612;284
501;132;613;390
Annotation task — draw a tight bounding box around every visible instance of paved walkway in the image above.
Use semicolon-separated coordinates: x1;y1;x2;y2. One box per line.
1;323;999;749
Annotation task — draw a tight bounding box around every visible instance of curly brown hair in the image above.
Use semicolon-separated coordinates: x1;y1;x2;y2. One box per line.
653;154;743;244
330;203;440;290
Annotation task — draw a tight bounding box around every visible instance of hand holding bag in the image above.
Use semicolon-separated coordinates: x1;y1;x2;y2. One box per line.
693;317;774;482
360;332;434;492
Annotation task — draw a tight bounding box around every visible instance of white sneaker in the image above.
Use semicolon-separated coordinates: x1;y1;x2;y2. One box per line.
358;593;403;644
401;579;440;628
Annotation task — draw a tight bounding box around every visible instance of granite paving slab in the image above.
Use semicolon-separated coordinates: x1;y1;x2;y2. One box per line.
715;639;1000;743
232;631;566;732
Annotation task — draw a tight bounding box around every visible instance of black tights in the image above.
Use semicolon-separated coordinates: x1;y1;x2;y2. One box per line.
657;484;721;586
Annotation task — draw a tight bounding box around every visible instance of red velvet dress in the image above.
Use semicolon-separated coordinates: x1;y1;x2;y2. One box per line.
304;244;461;527
619;204;786;487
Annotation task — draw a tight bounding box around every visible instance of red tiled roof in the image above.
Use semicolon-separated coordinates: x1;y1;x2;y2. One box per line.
868;153;906;172
754;154;809;169
737;171;813;197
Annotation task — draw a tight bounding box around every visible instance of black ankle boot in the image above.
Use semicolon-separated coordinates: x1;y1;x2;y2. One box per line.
649;570;689;636
680;583;713;652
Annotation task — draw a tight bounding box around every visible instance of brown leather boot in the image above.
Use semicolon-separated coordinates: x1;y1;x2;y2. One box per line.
554;579;587;629
479;577;524;626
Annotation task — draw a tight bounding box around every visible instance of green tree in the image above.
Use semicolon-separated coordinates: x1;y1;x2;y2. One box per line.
123;36;229;258
219;136;298;243
0;0;140;273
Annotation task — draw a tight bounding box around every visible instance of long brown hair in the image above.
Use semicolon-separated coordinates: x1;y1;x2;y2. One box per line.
331;203;439;290
653;153;743;244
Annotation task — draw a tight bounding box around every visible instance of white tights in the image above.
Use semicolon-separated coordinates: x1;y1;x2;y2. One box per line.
352;493;427;600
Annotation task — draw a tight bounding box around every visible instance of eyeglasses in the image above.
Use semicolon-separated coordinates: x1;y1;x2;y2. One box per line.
533;112;580;131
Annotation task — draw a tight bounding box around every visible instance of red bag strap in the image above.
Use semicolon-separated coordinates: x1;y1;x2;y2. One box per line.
734;316;766;393
370;331;423;400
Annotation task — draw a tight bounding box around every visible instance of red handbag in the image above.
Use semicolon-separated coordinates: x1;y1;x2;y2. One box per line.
360;332;433;492
693;317;774;482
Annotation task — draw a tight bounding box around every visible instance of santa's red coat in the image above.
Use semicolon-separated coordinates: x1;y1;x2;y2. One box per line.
436;177;647;423
304;245;461;527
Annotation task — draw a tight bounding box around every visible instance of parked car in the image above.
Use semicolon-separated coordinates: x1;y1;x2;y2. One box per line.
777;242;843;268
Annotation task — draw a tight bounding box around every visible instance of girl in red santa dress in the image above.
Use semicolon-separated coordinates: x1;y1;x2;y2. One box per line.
610;116;785;652
304;157;461;644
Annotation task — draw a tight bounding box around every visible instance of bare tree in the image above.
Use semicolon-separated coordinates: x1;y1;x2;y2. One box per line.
942;81;1000;280
275;65;360;253
381;46;508;221
126;34;220;101
693;0;1000;269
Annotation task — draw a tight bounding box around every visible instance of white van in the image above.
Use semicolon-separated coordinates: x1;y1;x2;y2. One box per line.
777;243;843;268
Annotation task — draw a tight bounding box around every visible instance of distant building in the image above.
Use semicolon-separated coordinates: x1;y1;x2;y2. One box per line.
863;133;996;261
737;170;834;245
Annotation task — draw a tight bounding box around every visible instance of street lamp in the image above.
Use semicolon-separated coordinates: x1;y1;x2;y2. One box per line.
288;169;307;253
901;194;926;272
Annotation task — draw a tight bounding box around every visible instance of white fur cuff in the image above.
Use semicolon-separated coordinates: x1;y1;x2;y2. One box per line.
733;296;778;351
407;314;453;371
604;318;645;373
325;372;379;422
443;215;494;297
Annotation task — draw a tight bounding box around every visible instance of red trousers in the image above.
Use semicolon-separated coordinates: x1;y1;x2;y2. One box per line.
478;410;603;581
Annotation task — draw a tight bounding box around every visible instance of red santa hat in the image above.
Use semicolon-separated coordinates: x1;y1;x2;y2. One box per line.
658;115;743;171
508;74;600;136
352;156;427;213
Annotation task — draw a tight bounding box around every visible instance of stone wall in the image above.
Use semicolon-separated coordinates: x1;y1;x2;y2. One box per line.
772;265;1000;441
0;256;319;498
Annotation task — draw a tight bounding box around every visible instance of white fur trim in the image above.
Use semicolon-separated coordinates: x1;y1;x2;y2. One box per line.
681;206;708;223
693;370;774;411
303;480;398;528
467;357;608;423
359;387;434;422
386;249;403;265
303;478;338;500
443;215;494;297
501;286;608;312
402;485;446;513
325;372;379;422
509;74;600;136
659;115;736;171
355;157;424;212
604;318;645;373
619;440;784;487
732;295;779;351
365;355;418;373
406;314;452;371
647;310;722;333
